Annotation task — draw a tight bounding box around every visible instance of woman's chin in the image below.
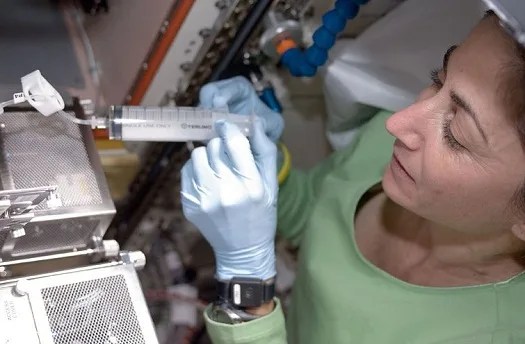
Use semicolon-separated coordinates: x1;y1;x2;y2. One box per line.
382;167;413;209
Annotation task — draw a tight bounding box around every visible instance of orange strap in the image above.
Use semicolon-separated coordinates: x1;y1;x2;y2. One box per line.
127;0;195;105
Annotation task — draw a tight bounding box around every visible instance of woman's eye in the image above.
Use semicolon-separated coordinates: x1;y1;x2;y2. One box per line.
430;69;444;89
442;118;465;151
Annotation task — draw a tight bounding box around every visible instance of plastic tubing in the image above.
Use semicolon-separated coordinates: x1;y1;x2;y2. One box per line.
280;0;368;77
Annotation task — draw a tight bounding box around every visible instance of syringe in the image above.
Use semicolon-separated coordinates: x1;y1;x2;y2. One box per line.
58;105;253;142
5;70;253;142
105;106;252;142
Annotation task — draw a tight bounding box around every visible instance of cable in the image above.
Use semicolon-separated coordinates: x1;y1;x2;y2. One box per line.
277;143;291;185
208;0;274;82
280;0;368;77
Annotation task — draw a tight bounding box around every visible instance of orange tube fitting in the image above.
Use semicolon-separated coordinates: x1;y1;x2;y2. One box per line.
276;38;297;56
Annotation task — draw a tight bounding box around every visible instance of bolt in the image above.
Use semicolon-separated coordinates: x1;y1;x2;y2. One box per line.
0;267;11;278
199;28;212;39
215;0;227;10
214;36;226;45
205;52;217;60
197;65;210;74
160;20;170;34
180;62;192;72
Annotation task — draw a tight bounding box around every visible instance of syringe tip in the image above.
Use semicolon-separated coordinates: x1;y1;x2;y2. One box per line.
92;116;107;130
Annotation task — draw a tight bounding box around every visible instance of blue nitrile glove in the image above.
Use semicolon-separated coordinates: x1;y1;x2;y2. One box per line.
199;76;284;143
180;118;277;280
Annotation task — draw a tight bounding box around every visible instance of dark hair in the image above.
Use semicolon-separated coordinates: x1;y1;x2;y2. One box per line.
487;10;525;214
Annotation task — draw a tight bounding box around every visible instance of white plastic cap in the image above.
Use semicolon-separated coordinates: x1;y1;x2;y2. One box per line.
21;70;65;116
102;240;120;258
14;278;30;296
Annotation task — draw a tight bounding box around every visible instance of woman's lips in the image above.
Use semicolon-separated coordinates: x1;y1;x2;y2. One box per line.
392;153;415;183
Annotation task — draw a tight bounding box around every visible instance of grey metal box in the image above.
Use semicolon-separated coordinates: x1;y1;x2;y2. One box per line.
0;110;115;260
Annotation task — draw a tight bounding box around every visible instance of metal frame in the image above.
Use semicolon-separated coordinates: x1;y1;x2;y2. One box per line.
0;254;158;344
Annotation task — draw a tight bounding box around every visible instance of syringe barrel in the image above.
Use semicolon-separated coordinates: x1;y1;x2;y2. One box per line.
107;105;252;142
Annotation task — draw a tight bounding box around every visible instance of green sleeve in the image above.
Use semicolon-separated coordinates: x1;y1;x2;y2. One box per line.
277;110;392;247
204;299;287;344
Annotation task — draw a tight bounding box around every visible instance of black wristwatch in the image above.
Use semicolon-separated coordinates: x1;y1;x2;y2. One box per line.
210;277;275;323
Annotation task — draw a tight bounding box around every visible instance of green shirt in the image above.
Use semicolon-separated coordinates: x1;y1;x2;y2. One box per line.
204;111;525;343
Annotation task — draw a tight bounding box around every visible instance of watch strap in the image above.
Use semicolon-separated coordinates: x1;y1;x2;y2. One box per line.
217;277;275;308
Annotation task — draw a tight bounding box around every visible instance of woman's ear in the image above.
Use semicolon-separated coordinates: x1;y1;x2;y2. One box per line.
511;222;525;242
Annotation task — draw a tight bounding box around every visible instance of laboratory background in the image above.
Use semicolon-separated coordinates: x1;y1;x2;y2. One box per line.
0;0;501;343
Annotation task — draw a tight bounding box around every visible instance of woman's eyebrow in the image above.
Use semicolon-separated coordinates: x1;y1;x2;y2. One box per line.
443;44;489;145
450;90;489;144
443;45;458;74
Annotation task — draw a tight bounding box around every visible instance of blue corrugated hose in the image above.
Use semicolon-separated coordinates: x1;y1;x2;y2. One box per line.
280;0;368;77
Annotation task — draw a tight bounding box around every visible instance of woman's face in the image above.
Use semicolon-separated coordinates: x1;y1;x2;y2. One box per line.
382;15;525;235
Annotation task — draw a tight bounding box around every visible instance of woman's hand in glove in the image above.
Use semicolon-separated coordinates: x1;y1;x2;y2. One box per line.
180;118;277;280
199;76;284;143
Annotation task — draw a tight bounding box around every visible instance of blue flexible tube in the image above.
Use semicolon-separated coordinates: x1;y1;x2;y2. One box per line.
259;87;283;113
280;0;368;77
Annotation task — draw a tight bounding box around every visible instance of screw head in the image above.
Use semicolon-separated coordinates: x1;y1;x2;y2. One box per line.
180;62;192;72
0;267;11;278
199;28;212;39
215;0;227;10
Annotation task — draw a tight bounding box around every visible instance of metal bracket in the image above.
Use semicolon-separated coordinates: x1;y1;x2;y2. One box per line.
0;186;60;236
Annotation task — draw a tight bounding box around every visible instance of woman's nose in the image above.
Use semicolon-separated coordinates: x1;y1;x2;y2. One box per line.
386;102;426;151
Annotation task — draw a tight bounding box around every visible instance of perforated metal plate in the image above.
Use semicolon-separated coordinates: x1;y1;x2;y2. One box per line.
0;111;101;207
42;275;146;344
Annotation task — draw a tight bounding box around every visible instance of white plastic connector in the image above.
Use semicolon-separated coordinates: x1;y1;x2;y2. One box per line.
120;251;146;270
56;110;106;129
14;278;30;296
46;192;63;208
21;70;65;116
11;226;26;239
102;240;120;258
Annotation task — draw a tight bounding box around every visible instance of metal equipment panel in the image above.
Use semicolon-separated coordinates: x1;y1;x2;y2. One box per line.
0;259;158;344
